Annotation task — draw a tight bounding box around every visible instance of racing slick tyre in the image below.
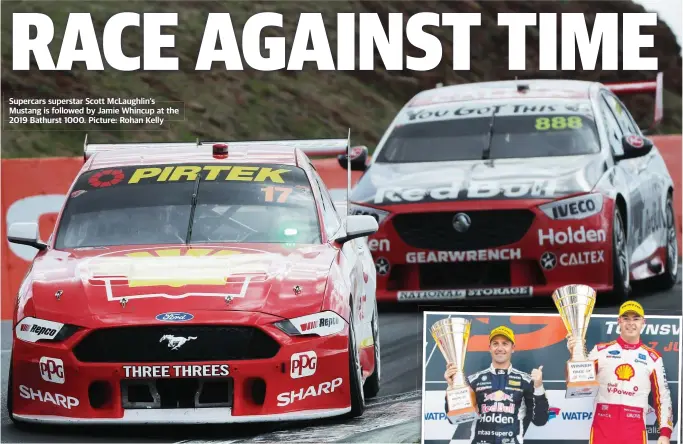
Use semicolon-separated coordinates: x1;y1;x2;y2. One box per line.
644;194;679;291
610;205;631;304
363;300;381;399
345;307;366;418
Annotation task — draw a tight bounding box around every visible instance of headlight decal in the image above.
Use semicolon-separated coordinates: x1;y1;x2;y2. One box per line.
274;311;346;337
538;193;604;220
15;317;81;343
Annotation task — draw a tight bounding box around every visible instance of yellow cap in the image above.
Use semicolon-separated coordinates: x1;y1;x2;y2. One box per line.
489;326;515;344
619;300;645;317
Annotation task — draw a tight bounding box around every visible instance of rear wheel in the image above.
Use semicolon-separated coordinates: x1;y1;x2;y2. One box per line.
610;207;630;303
645;194;679;290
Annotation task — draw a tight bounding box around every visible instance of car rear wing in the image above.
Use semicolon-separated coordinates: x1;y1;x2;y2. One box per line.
603;72;663;131
83;132;355;215
83;135;349;161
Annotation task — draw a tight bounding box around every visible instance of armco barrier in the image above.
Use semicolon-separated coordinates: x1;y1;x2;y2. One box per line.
1;136;681;320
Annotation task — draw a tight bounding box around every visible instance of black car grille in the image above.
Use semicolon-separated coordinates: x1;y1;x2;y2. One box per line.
73;325;280;363
392;210;535;250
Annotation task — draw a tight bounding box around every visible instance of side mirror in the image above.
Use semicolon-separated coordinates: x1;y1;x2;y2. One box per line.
334;215;378;245
615;134;654;161
7;222;47;251
337;146;369;172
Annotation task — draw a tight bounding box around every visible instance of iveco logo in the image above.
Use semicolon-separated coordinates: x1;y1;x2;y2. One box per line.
452;213;471;233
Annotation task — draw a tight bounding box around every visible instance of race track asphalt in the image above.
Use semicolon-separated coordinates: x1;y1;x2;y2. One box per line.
1;267;681;443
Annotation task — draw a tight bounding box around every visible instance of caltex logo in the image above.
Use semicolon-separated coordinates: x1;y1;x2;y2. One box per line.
540;252;557;270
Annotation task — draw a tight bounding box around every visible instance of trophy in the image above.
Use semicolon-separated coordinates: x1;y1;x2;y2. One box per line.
430;317;478;424
552;284;600;399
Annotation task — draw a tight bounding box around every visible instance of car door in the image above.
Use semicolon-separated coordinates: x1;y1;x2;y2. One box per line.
309;167;370;336
599;92;652;256
596;94;639;253
604;93;668;257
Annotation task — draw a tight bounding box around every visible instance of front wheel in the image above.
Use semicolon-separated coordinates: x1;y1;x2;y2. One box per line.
645;194;679;290
345;311;365;418
610;207;630;303
363;300;380;398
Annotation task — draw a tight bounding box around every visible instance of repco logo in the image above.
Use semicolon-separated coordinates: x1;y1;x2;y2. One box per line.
290;351;317;379
30;325;57;336
300;317;339;332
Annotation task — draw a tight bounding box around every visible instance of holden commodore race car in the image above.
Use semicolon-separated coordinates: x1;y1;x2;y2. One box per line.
339;73;677;303
7;138;381;425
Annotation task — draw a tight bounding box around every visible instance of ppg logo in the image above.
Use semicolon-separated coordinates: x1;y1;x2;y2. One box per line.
290;351;317;379
39;357;65;384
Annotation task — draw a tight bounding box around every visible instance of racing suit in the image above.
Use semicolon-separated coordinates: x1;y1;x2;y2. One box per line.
588;337;674;444
444;365;549;444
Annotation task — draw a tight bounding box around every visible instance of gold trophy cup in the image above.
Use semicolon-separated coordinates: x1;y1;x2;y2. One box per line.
552;284;600;399
431;317;478;424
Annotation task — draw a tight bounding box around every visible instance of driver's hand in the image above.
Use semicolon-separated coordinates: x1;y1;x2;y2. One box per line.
444;363;459;386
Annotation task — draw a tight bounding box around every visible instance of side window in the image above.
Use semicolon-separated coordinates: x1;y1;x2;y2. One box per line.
599;97;625;156
309;167;341;238
603;93;639;135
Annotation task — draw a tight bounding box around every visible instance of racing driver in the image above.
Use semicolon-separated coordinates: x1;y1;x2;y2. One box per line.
444;326;549;443
566;301;674;444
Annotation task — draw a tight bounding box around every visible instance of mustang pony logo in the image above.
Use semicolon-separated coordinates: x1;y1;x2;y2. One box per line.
160;335;197;350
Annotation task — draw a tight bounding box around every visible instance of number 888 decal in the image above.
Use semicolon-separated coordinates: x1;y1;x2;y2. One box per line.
535;116;583;131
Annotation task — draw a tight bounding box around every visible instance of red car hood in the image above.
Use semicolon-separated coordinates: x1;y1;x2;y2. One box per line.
28;243;336;322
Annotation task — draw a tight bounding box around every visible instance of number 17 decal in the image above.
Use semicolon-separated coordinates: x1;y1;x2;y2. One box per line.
261;186;292;203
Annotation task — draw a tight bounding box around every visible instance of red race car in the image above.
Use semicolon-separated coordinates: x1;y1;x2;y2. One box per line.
340;73;677;304
7;138;381;425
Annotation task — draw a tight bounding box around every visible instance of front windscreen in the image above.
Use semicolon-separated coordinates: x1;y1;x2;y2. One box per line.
375;101;601;163
54;164;321;248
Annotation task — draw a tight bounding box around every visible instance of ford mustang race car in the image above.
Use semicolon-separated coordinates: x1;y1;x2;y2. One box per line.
7;138;381;425
339;73;677;303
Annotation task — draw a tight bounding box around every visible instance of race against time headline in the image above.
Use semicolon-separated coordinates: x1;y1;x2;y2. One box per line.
13;12;659;72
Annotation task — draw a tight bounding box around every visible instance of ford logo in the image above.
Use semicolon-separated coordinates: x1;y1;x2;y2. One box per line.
156;312;194;322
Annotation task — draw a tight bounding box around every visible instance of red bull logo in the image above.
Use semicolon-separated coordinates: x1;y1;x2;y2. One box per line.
481;402;515;414
483;390;514;403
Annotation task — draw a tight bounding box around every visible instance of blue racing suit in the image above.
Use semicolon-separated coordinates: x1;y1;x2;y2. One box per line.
444;365;549;444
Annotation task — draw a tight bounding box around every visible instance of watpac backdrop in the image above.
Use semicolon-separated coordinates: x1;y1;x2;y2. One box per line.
422;312;681;444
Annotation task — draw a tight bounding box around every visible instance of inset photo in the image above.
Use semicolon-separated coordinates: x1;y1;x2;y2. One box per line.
422;301;681;444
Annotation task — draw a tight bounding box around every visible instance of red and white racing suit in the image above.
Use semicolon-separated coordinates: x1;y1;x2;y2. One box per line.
587;337;673;444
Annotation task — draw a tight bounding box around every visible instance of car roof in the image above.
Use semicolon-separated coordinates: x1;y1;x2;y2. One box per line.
407;78;597;107
85;143;303;171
